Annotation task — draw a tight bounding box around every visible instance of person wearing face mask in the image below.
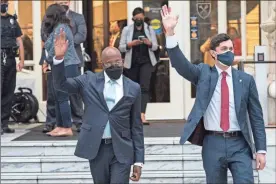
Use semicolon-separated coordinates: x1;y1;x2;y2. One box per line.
161;5;266;184
1;0;25;135
51;29;144;184
119;7;158;125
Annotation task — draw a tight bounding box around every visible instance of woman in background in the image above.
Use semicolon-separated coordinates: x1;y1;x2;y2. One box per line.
119;7;158;125
42;4;80;137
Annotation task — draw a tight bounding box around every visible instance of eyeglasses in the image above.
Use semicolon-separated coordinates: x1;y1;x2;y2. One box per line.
102;60;123;68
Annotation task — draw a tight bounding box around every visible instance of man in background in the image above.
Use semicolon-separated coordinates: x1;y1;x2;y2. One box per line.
41;0;87;132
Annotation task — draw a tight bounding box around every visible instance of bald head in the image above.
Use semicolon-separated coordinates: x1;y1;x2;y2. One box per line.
101;46;122;64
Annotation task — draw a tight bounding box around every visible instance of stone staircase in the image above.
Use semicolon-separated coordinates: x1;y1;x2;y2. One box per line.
1;138;259;183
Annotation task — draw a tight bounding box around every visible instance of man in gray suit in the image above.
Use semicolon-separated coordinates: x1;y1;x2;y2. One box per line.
51;29;144;184
56;0;86;131
41;0;87;132
161;5;266;184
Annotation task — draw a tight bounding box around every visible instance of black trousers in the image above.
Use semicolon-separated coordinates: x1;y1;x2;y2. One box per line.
124;62;153;113
1;57;16;128
68;67;83;125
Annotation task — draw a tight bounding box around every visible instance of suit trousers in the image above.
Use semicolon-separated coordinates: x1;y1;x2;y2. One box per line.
45;72;56;125
202;134;254;184
123;62;153;113
46;67;83;126
89;142;131;184
68;67;83;125
1;57;16;127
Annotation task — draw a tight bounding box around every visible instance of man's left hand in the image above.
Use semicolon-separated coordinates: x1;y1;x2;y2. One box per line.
256;153;266;170
54;28;68;60
130;165;142;182
17;61;24;72
142;38;152;47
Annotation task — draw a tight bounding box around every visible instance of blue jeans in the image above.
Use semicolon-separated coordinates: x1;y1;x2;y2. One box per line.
52;64;79;128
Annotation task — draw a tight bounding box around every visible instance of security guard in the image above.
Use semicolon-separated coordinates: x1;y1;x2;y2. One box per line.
1;0;24;135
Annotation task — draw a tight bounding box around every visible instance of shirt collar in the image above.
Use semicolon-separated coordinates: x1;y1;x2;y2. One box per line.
215;65;232;77
104;71;123;86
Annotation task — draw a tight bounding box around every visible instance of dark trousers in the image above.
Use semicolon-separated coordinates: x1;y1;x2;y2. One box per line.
202;134;254;184
123;62;153;113
46;65;83;127
89;142;131;184
45;72;56;125
1;57;16;128
68;67;83;125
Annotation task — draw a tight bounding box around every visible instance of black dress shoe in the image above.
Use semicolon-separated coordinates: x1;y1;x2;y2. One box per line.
75;123;81;132
2;127;15;133
42;124;55;133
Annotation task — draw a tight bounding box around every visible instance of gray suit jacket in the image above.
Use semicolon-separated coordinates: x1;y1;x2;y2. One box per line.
52;61;145;164
67;10;87;66
119;23;158;69
40;10;87;66
167;45;267;157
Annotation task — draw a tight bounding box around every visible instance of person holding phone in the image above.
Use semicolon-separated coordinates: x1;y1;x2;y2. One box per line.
119;7;158;125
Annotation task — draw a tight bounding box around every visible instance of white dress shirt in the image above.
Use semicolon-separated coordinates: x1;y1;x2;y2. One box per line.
204;66;240;131
166;35;266;154
53;57;145;166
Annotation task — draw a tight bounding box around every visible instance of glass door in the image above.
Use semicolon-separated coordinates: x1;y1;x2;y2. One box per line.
141;1;186;120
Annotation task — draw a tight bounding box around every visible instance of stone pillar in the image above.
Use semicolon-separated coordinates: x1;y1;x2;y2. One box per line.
260;1;276;125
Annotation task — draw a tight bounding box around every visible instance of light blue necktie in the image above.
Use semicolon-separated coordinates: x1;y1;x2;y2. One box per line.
102;80;116;138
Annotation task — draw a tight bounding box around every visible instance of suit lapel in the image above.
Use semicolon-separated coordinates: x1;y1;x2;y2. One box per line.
96;72;109;110
232;68;242;116
207;66;219;101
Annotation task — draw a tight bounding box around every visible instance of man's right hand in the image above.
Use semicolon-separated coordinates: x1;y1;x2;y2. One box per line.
160;5;179;36
128;40;142;48
54;28;68;60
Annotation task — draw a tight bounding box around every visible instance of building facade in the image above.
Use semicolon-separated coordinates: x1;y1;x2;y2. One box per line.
7;0;275;124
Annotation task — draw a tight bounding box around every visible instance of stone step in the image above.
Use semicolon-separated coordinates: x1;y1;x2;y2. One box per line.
1;155;205;173
1;171;259;184
1;139;201;157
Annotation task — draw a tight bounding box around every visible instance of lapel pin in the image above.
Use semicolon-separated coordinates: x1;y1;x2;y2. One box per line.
239;79;242;82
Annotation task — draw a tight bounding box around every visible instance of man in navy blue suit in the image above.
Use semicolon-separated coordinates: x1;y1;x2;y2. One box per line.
161;5;267;184
51;29;144;184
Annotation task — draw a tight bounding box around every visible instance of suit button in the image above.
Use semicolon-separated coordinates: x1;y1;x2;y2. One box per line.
102;126;105;129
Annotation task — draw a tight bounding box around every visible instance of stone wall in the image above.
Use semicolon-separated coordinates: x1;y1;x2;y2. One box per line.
260;1;276;125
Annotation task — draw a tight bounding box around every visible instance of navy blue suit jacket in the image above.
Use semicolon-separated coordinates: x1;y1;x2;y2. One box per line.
52;61;145;164
167;45;266;155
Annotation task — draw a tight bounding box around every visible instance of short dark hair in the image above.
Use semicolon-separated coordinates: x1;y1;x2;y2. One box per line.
132;7;144;17
210;33;231;51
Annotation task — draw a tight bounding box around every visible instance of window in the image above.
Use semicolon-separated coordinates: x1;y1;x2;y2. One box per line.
91;1;127;73
190;0;218;98
18;1;34;61
143;0;170;103
227;0;261;57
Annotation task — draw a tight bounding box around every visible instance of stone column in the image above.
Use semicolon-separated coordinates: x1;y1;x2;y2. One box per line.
260;1;276;125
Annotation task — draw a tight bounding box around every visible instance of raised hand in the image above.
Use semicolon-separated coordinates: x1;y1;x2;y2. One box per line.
54;28;68;60
160;5;179;36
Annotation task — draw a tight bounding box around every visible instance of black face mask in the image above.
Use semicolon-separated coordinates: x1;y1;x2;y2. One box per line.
105;66;123;80
62;5;69;12
134;19;143;27
1;4;8;13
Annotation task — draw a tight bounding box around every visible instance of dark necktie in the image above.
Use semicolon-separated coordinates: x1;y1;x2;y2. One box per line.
220;71;229;132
